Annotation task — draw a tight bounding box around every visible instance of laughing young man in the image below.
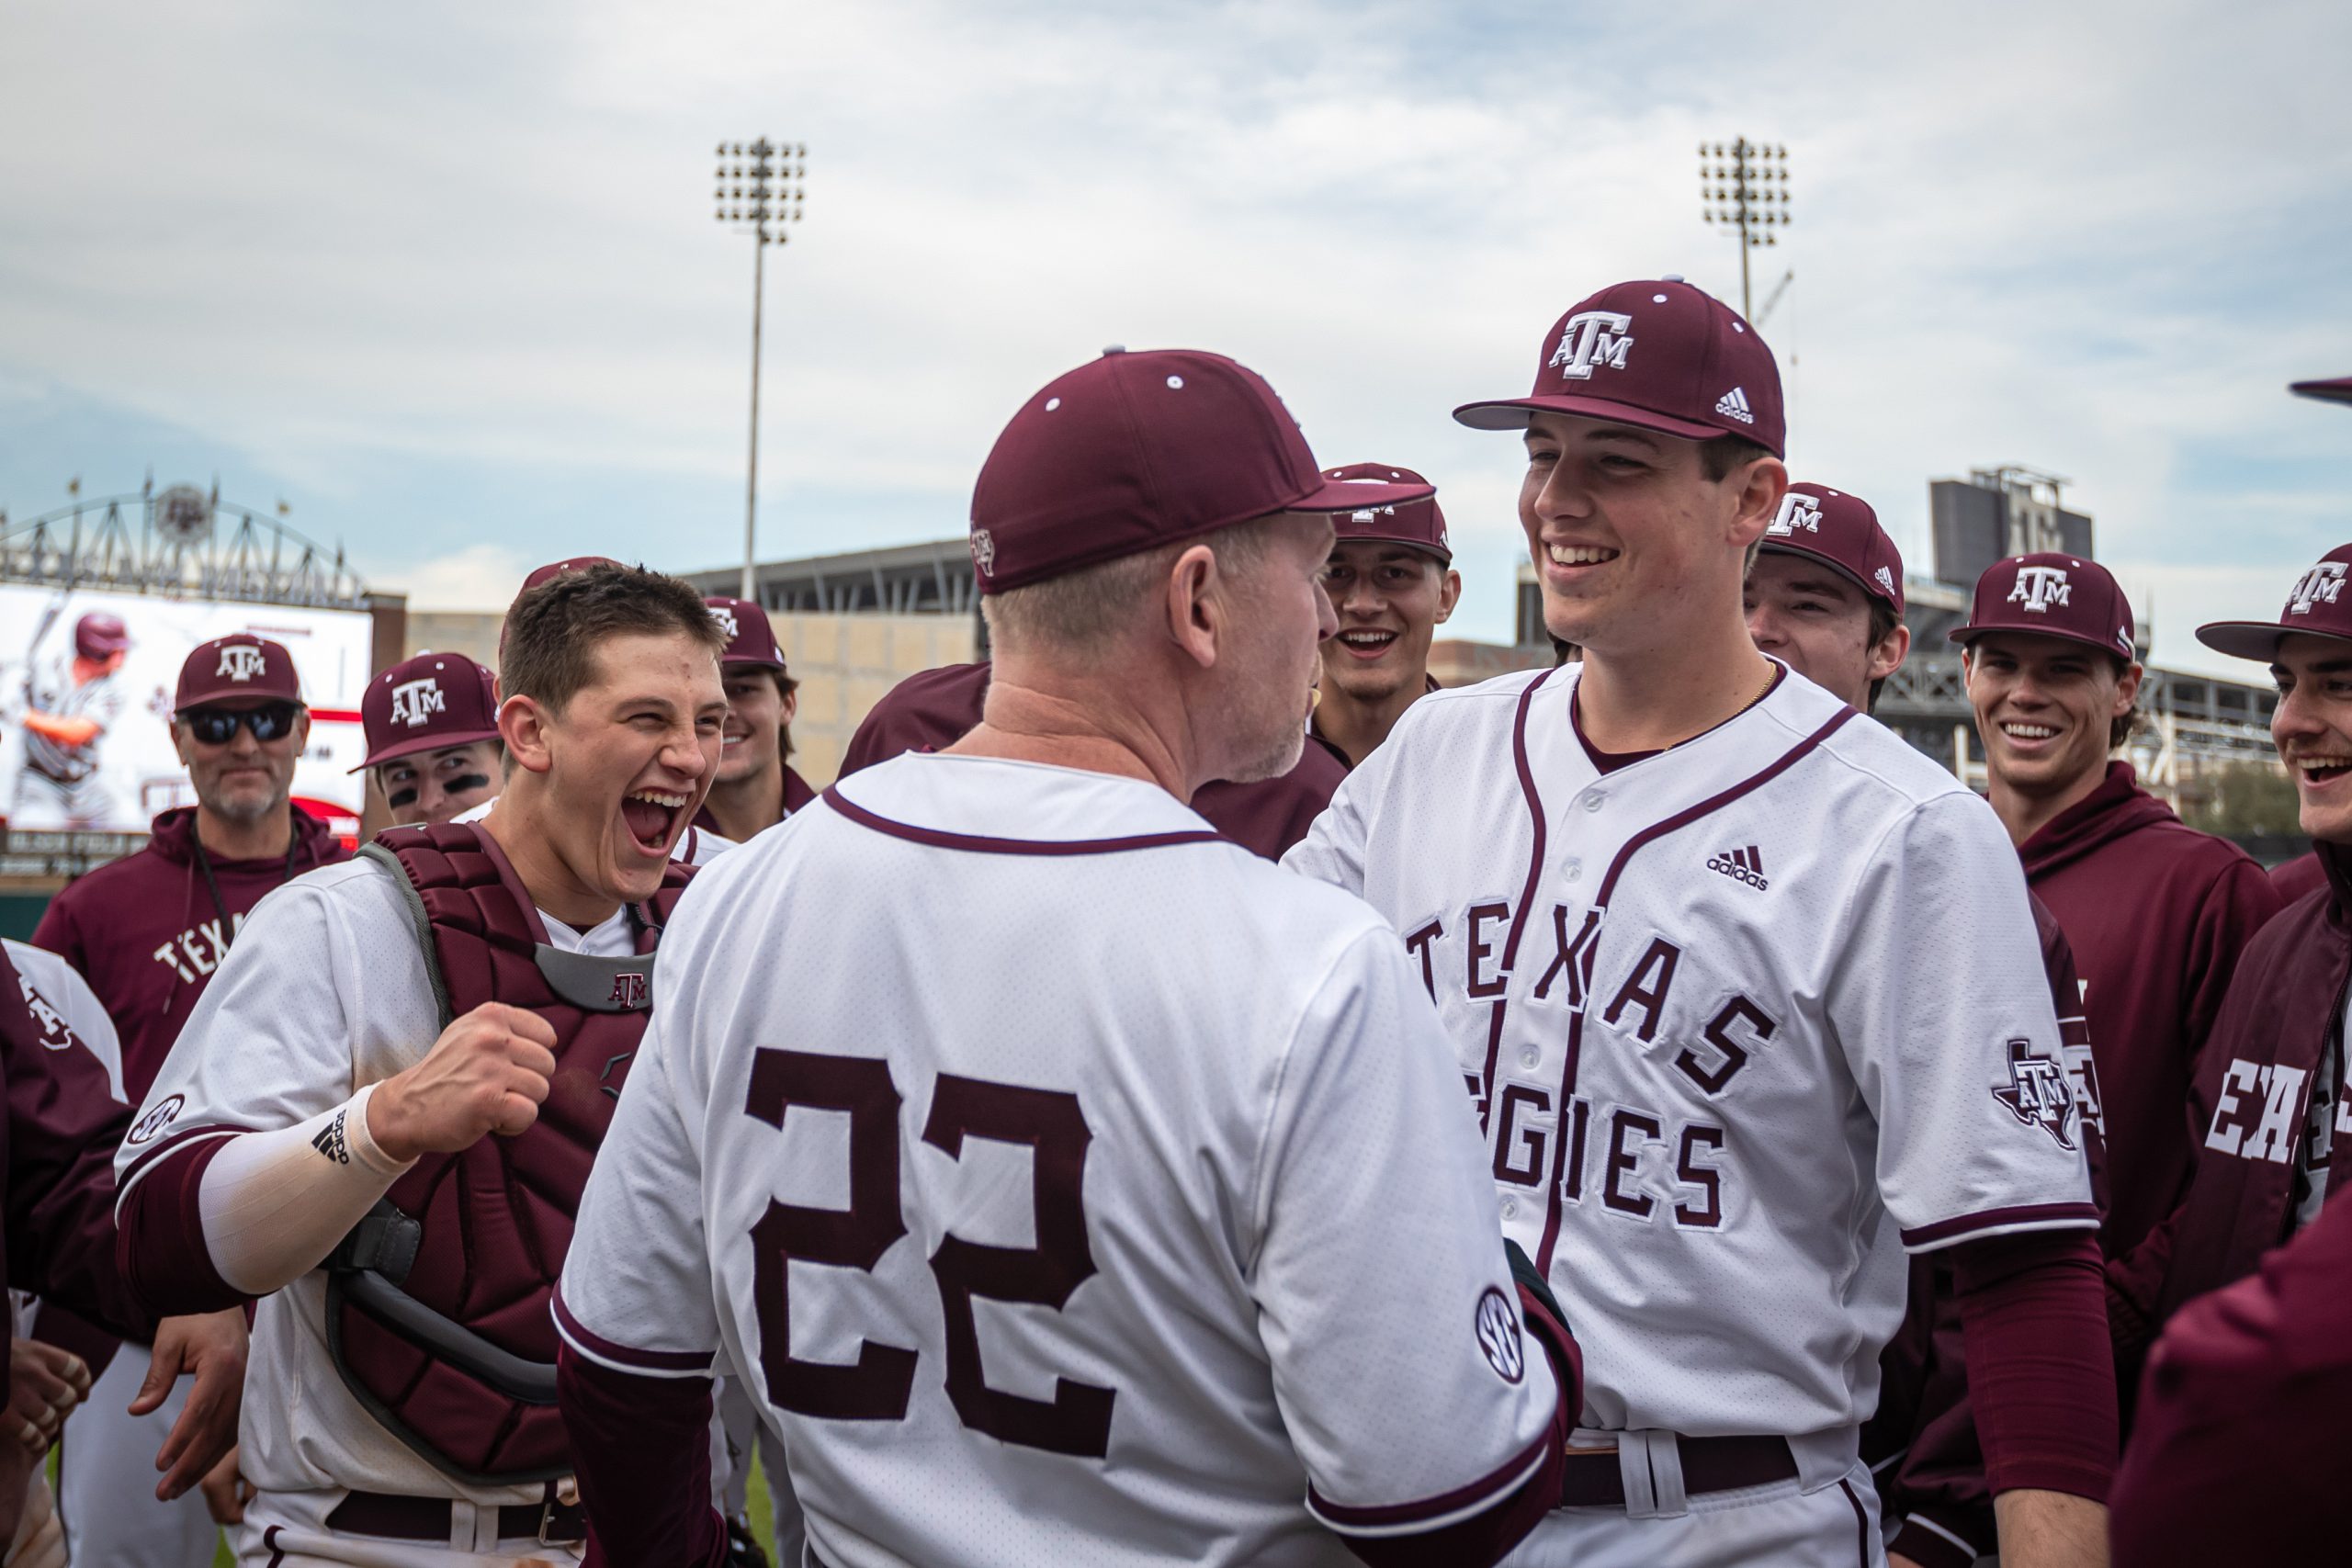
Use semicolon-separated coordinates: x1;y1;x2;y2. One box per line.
111;564;727;1564
1953;556;2278;1377
2105;541;2352;1562
1309;463;1462;770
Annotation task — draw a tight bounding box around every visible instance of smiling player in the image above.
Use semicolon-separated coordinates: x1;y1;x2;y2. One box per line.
356;652;503;827
694;595;814;843
1953;556;2276;1381
1289;278;2114;1567
112;563;727;1564
1309;463;1461;769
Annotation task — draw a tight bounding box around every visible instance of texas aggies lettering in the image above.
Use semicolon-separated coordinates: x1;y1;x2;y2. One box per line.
1290;663;2098;1438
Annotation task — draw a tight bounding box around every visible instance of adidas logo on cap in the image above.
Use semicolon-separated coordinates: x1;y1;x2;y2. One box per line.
1714;388;1755;424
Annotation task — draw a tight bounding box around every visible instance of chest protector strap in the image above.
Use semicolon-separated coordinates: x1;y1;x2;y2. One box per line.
324;821;691;1486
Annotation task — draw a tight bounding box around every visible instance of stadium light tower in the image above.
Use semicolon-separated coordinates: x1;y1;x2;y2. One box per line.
715;139;808;601
1699;140;1790;323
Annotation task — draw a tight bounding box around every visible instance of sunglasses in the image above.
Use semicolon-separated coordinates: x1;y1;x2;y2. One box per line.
180;702;302;745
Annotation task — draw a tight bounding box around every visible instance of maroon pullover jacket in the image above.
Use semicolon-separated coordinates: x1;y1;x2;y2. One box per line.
32;805;347;1102
2016;764;2278;1332
837;661;1346;860
2143;840;2352;1324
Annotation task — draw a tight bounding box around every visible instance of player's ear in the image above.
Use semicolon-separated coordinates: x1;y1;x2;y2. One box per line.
1869;622;1911;683
1165;542;1221;671
169;718;197;768
1436;567;1463;624
499;694;557;776
1729;458;1787;549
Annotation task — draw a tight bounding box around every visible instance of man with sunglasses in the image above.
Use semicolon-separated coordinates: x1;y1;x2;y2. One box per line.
28;632;345;1568
355;653;503;828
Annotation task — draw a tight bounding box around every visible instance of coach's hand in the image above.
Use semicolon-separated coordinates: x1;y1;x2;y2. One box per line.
368;1002;560;1163
6;1340;90;1454
135;1308;248;1503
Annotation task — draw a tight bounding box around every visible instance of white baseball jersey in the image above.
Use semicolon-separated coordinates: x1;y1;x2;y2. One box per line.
6;938;127;1104
111;857;635;1511
557;752;1560;1568
1284;663;2095;1440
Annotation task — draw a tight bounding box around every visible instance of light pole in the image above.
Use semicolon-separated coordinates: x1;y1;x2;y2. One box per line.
715;139;808;602
1699;140;1790;323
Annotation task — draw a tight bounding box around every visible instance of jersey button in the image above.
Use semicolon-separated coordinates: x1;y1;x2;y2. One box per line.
1582;793;1606;812
1520;1046;1541;1070
1500;1198;1519;1220
1564;856;1582;881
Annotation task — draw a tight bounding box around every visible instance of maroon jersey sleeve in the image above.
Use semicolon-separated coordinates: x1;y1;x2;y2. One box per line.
2109;1182;2352;1565
558;1346;727;1568
838;663;990;777
1947;1231;2115;1502
0;947;151;1342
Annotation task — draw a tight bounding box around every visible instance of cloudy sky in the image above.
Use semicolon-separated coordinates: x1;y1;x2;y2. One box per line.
4;0;2348;674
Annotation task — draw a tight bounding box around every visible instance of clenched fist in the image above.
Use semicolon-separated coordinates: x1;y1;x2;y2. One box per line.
367;1002;560;1163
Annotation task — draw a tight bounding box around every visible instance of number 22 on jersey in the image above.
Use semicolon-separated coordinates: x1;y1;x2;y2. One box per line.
744;1048;1116;1458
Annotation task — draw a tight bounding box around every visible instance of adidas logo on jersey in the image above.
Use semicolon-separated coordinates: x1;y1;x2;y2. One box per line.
1706;845;1768;890
1714;387;1755;424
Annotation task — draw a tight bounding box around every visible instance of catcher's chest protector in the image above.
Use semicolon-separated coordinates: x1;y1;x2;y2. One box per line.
330;822;692;1485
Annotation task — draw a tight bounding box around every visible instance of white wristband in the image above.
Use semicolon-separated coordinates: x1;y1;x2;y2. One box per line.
198;1083;419;1296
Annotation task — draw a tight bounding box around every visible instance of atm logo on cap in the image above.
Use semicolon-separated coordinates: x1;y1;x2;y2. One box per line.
709;606;740;641
388;678;445;728
971;529;997;578
2288;561;2347;617
1767;492;1822;537
2007;566;2072;614
217;644;267;682
1550;311;1634;381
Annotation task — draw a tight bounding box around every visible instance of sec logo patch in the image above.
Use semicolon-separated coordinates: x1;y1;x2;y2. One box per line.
1476;1286;1524;1383
127;1093;185;1146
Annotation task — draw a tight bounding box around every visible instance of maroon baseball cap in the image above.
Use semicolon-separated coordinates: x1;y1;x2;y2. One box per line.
967;347;1432;594
705;595;786;671
1757;483;1904;615
518;556;620;596
1949;554;2136;662
1453;278;1786;458
74;613;129;660
355;651;501;770
175;634;303;711
1322;463;1452;564
2291;377;2352;407
2196;544;2352;661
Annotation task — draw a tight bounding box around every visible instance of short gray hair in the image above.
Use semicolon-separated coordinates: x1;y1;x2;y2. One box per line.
984;516;1280;658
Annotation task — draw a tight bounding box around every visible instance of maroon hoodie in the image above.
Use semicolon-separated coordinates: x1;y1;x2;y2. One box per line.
2017;763;2278;1325
837;661;1346;860
32;806;349;1103
2143;842;2352;1326
2109;1135;2352;1565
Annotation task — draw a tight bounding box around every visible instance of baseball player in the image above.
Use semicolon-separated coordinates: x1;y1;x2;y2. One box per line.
12;613;131;831
1747;485;2109;1567
1309;463;1461;770
553;346;1578;1568
112;563;727;1564
29;634;347;1568
2260;379;2350;906
1951;555;2278;1377
2111;547;2352;1318
0;940;249;1558
695;596;815;842
1287;279;2115;1567
838;659;1348;859
2102;542;2352;1562
356;653;503;826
